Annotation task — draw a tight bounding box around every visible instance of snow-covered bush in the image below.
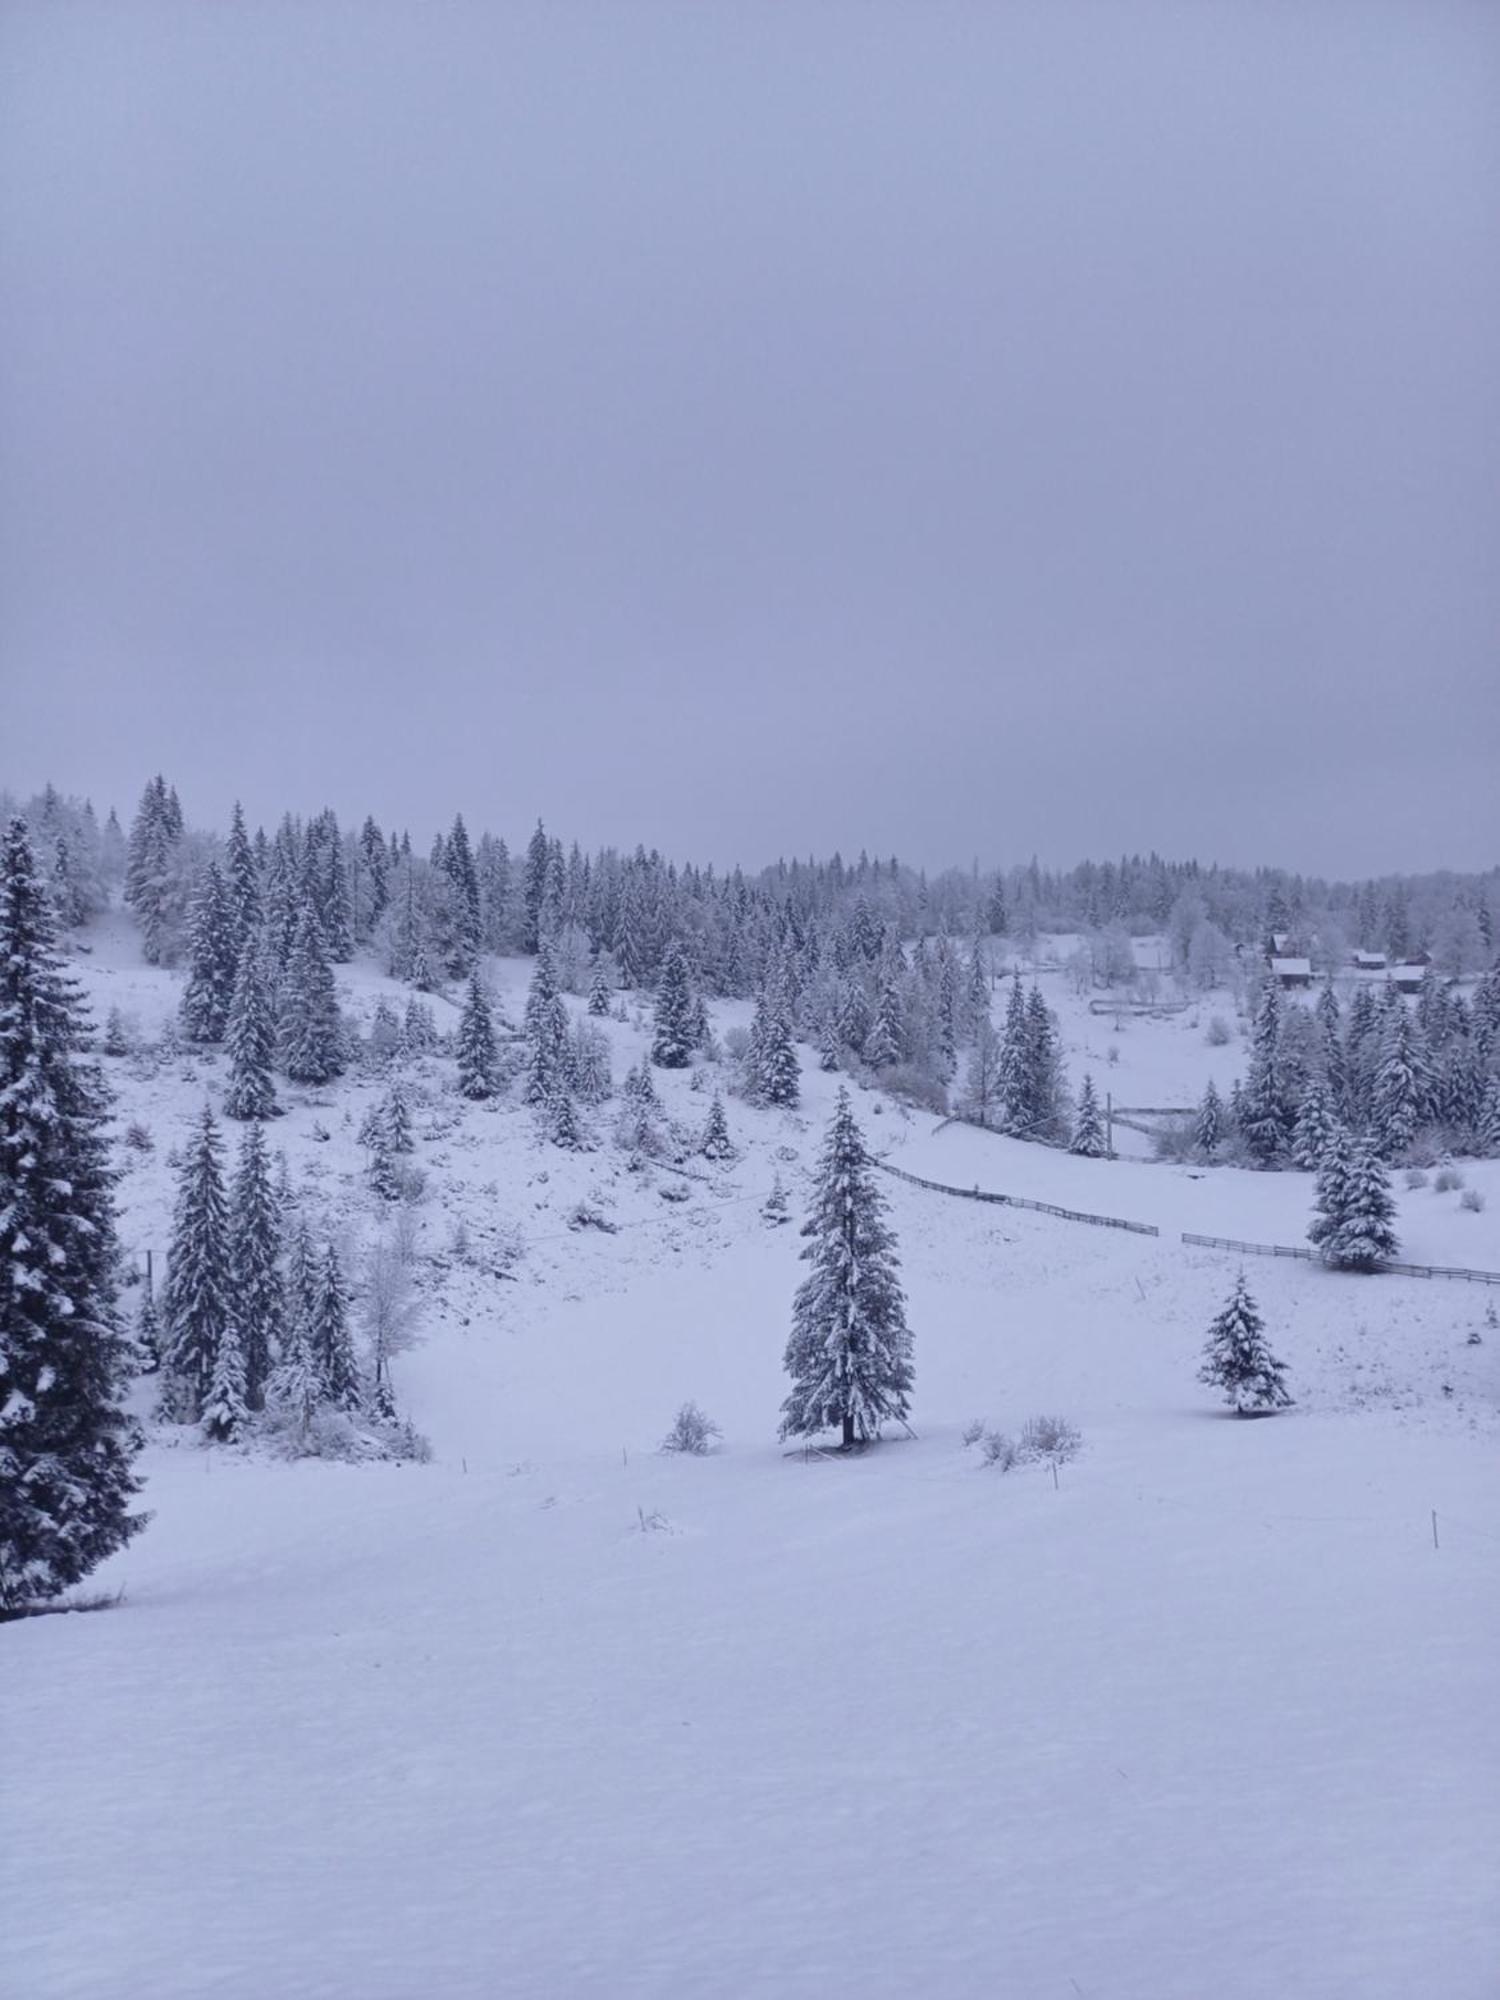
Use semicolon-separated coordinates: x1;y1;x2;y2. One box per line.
122;1119;154;1153
1434;1166;1465;1193
960;1417;986;1448
659;1401;721;1455
1404;1168;1429;1190
568;1201;618;1233
979;1429;1022;1471
1205;1015;1232;1046
261;1405;432;1464
1459;1188;1486;1213
1019;1414;1083;1464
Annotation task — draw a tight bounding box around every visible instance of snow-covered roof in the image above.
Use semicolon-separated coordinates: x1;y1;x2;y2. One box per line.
1388;963;1428;984
1353;951;1387;967
1270;957;1312;978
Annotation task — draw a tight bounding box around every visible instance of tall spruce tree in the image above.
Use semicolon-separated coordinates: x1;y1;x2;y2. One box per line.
1196;1079;1224;1160
1291;1077;1337;1171
310;1244;361;1411
1199;1274;1292;1415
280;901;343;1085
201;1319;249;1443
523;942;570;1108
456;973;500;1099
162;1105;235;1423
0;818;146;1610
1240;978;1291;1165
749;978;800;1107
1309;1130;1398;1271
780;1089;914;1448
229;1121;284;1409
223;933;279;1120
1070;1074;1107;1156
651;941;696;1067
224;801;261;959
180;860;238;1043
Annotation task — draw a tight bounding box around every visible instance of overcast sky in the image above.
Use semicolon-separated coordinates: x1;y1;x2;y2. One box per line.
2;2;1495;877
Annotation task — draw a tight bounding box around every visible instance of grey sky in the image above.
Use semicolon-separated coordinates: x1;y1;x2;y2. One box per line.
2;1;1495;877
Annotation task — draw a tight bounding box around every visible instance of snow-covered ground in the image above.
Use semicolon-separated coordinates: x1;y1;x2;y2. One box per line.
6;923;1499;1999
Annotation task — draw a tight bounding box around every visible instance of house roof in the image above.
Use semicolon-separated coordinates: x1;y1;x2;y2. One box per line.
1270;957;1312;978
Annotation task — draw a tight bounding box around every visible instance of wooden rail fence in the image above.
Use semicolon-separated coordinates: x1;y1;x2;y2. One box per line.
874;1160;1160;1237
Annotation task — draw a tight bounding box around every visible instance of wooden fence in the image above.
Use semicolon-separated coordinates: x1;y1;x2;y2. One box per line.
874;1160;1160;1237
875;1168;1500;1286
1180;1232;1500;1288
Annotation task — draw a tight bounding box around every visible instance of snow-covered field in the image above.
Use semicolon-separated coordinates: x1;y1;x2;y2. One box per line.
7;924;1499;1999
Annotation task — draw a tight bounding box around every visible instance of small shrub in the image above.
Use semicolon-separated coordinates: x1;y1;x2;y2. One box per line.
659;1179;692;1204
960;1417;986;1448
1434;1166;1464;1193
568;1202;618;1233
1404;1168;1429;1190
122;1120;154;1153
979;1429;1022;1471
1019;1414;1083;1464
659;1400;722;1455
1459;1187;1486;1213
1205;1015;1232;1047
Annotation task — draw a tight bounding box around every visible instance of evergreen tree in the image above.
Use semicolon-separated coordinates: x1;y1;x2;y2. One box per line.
266;1309;320;1441
382;1083;415;1154
162;1105;234;1423
587;957;614;1017
523;819;550;954
280;901;343;1084
1371;1005;1424;1161
201;1320;249;1443
749;980;800;1107
1240;978;1291;1165
700;1094;734;1161
1195;1079;1223;1161
1198;1274;1292;1415
1309;1131;1398;1271
224;801;261;959
547;1085;590;1151
124;775;186;965
1314;982;1346;1113
651;941;696;1067
1070;1074;1107;1156
456;974;500;1099
0;818;145;1610
310;1244;361;1410
223;934;279;1120
444;814;482;972
1478;1075;1500;1157
134;1275;162;1375
1291;1078;1336;1171
780;1091;914;1448
523;942;570;1108
761;1173;791;1225
180;861;238;1043
229;1121;284;1409
817;1014;843;1073
997;979;1029;1125
863;975;905;1070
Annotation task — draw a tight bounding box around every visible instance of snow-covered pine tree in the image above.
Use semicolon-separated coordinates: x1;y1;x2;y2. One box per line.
1291;1077;1336;1172
547;1085;590;1151
863;974;905;1071
523;942;570;1107
382;1083;415;1154
587;957;614;1017
443;813;482;974
762;1174;791;1225
1314;981;1346;1114
124;774;186;965
1198;1273;1292;1415
1240;978;1291;1165
567;1019;613;1103
651;941;696;1067
1478;1075;1500;1157
0;817;145;1611
161;1104;234;1423
223;934;279;1120
134;1275;162;1375
817;1014;843;1073
700;1094;734;1161
180;860;238;1043
201;1319;249;1443
1070;1074;1107;1156
997;978;1029;1127
310;1243;361;1411
749;979;800;1107
1196;1079;1224;1161
1016;985;1065;1139
456;973;499;1099
1309;1129;1398;1271
224;801;261;960
1371;1004;1424;1161
780;1088;914;1448
280;901;344;1085
229;1120;284;1409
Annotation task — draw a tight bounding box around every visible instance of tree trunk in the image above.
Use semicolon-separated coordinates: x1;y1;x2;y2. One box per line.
842;1413;856;1449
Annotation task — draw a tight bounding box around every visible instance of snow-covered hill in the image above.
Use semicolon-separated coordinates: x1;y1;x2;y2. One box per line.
7;921;1499;2000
